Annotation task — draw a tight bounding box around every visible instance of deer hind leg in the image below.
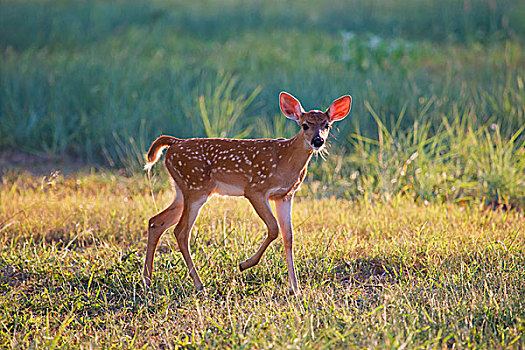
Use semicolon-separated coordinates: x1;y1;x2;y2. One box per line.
173;193;209;291
239;193;279;271
143;186;184;287
275;196;299;294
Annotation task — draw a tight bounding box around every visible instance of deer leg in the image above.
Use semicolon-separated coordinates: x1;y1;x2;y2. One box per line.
173;194;208;290
143;192;184;286
239;193;279;271
275;196;300;294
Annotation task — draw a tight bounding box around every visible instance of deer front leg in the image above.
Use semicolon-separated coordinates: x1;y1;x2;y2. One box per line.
143;195;184;287
274;196;299;294
239;193;279;271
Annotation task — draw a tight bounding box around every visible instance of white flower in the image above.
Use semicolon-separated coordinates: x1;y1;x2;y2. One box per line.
369;35;381;50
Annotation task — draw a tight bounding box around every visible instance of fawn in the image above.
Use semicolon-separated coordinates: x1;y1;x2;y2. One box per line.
143;92;352;294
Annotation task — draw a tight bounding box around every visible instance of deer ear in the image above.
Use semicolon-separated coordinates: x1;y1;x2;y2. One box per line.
279;91;304;121
326;95;352;121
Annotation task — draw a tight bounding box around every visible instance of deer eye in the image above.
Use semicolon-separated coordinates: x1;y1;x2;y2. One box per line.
302;124;309;130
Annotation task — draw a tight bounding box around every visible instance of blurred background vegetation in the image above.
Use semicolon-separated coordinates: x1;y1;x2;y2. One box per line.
1;0;524;207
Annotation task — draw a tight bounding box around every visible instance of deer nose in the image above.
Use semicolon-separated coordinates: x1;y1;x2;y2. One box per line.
312;136;324;148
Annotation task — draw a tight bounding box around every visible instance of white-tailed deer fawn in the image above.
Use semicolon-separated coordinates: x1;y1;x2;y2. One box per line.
143;92;352;294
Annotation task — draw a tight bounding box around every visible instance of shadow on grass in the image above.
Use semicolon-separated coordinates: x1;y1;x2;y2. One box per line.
1;251;150;316
334;256;426;285
3;246;523;321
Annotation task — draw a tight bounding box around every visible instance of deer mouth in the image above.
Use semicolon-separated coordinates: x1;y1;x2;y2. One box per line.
312;144;325;152
307;140;325;152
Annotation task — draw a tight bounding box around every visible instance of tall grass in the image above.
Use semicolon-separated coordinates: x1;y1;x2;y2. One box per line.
0;0;524;207
1;0;524;156
306;100;525;208
197;72;262;139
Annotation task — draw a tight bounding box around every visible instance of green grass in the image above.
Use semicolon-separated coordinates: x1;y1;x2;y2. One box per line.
1;0;524;208
305;104;525;208
1;0;525;159
0;173;524;348
1;1;525;347
2;0;525;208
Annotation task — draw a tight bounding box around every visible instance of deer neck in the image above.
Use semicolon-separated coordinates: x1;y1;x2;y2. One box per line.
279;131;314;173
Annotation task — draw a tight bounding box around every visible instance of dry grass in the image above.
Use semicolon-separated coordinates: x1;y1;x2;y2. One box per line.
0;172;524;348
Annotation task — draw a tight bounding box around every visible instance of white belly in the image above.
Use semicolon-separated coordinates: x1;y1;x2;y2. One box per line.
214;181;245;196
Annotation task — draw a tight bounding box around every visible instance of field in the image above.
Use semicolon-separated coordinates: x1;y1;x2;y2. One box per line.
1;0;525;348
1;174;524;348
2;0;525;207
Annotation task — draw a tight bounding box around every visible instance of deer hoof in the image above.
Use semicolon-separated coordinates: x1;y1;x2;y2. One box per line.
289;288;301;296
239;261;248;272
195;284;207;296
142;275;152;289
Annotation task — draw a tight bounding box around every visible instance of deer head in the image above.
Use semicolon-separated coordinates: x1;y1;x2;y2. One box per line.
279;91;352;151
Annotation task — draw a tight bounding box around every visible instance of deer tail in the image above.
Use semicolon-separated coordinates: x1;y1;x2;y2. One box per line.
144;135;177;171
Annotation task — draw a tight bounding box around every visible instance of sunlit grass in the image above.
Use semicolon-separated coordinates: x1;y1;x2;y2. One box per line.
1;1;525;346
318;102;525;208
0;173;523;348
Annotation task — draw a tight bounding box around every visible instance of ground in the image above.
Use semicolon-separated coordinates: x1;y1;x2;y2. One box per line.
0;172;523;348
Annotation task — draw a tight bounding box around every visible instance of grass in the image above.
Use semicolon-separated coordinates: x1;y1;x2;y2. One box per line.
0;172;524;348
1;0;524;208
305;104;525;208
1;0;525;159
1;0;525;347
